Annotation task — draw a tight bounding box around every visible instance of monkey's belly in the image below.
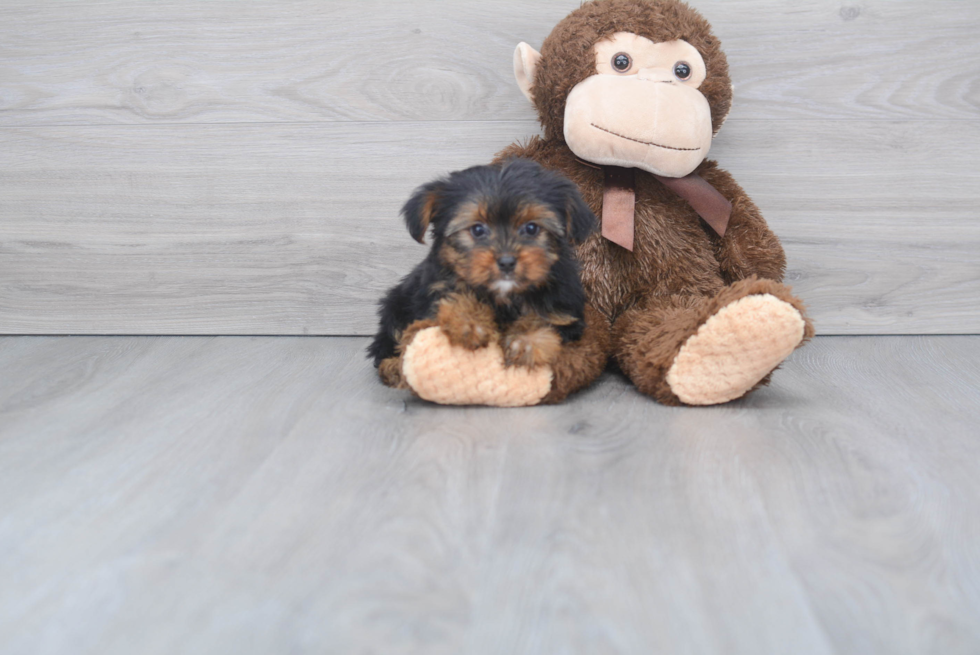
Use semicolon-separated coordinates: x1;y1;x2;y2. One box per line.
578;230;725;321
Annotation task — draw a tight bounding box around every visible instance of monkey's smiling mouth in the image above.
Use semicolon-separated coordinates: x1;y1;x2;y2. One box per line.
591;123;701;152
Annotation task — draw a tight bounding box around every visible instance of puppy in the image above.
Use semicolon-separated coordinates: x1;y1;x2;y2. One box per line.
368;158;598;389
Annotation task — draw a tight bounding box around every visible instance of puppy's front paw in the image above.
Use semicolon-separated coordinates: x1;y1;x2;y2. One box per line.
504;327;562;368
437;293;497;350
441;318;494;350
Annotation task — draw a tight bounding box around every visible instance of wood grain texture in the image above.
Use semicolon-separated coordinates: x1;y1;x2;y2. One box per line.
1;120;978;335
1;335;979;654
1;0;977;125
2;1;978;335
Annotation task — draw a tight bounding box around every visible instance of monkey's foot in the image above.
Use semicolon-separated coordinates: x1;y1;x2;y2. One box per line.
665;294;806;405
401;327;552;407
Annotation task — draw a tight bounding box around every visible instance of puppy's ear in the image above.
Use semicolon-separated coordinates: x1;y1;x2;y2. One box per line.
401;180;444;244
563;184;598;244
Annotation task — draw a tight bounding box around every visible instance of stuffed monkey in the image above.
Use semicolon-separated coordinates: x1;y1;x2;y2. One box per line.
394;0;814;406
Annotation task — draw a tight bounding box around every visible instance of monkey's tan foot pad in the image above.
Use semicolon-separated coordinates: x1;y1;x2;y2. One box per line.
402;327;552;407
666;294;806;406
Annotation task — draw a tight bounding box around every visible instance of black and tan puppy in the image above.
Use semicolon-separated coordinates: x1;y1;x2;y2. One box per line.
368;158;598;389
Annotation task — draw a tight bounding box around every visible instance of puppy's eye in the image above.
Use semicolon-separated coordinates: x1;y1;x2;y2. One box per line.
469;223;489;239
521;222;540;237
612;52;632;73
673;61;692;81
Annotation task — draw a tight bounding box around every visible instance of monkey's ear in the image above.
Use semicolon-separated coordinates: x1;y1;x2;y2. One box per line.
513;42;542;103
564;186;598;244
401;180;444;244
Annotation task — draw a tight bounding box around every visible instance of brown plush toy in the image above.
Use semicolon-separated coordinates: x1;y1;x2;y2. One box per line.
397;0;814;406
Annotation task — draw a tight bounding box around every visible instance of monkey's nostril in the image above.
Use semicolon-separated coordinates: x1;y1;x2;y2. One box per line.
497;255;517;272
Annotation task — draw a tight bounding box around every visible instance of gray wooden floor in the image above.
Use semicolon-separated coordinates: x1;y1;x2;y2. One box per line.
2;335;979;655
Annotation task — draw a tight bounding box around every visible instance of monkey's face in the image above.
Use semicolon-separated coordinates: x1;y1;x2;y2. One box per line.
512;0;733;179
563;33;713;178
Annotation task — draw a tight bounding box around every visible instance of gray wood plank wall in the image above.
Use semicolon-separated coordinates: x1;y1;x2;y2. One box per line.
1;1;978;335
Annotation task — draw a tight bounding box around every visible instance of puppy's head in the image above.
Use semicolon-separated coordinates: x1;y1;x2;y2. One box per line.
401;159;596;300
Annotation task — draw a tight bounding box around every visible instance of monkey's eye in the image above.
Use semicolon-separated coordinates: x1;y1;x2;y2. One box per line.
673;61;692;81
521;222;540;237
612;52;632;73
469;223;489;239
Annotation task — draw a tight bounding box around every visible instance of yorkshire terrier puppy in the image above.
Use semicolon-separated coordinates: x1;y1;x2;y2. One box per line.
368;158;598;389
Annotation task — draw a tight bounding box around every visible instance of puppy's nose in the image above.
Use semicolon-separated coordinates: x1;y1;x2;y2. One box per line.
497;255;517;273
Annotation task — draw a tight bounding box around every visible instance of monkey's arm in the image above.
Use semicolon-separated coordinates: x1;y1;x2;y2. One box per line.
538;304;610;404
700;163;787;284
396;303;608;406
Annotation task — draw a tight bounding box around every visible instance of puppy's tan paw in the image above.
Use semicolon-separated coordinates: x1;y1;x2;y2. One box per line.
440;317;494;350
437;294;497;350
504;327;562;368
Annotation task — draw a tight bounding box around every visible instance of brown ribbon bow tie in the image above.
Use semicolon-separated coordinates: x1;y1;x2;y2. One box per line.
600;164;733;251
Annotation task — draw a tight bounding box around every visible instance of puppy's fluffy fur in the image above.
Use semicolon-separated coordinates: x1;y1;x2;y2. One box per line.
368;158;598;387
